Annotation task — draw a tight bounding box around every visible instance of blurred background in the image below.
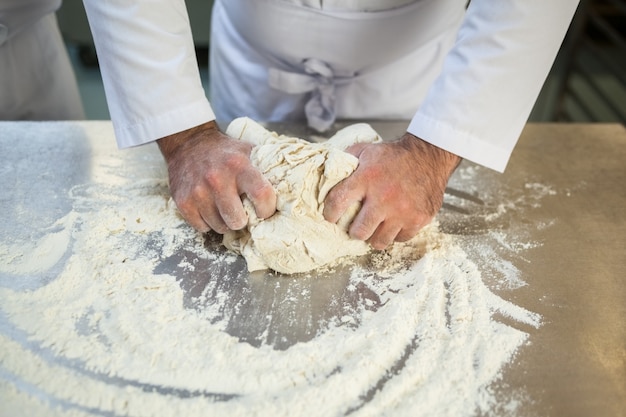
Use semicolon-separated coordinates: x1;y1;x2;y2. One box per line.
56;0;625;124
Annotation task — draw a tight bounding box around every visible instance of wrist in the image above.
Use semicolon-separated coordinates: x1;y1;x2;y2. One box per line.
157;120;220;161
400;132;462;178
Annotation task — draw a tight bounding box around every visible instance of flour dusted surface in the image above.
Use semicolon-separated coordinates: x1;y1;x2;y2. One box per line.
0;131;553;416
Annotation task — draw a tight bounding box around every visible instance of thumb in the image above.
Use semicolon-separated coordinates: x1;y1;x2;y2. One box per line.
343;142;368;158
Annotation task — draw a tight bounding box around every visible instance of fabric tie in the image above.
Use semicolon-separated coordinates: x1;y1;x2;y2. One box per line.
269;58;351;132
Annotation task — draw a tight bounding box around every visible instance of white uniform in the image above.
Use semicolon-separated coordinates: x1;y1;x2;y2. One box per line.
83;0;579;172
0;0;85;120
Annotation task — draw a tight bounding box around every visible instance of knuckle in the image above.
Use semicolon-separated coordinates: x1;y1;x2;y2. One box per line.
224;151;249;171
250;180;275;202
394;197;413;214
350;222;373;241
328;184;356;211
174;196;195;217
323;195;340;215
203;169;222;189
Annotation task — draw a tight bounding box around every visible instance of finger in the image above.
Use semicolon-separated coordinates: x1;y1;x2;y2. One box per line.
395;222;427;242
179;185;231;233
323;177;364;224
199;206;229;234
185;195;228;234
172;194;214;233
184;210;212;234
238;168;277;220
368;222;402;250
178;201;226;234
347;201;384;242
212;188;248;231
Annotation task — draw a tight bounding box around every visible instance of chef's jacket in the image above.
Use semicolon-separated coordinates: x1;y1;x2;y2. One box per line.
83;0;579;172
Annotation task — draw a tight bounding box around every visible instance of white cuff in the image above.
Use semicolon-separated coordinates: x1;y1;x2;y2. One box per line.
408;112;513;173
113;99;216;149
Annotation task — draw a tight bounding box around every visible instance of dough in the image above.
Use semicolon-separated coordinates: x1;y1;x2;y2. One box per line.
223;117;382;274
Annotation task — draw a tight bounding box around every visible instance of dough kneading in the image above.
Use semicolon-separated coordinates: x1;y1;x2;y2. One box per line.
223;117;382;274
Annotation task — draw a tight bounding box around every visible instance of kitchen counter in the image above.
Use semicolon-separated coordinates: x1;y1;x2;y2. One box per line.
0;121;624;416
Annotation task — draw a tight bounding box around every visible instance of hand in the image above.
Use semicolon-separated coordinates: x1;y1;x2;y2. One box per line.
157;121;276;233
323;133;461;250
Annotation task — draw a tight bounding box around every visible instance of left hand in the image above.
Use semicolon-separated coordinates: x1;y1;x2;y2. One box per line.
323;132;461;250
157;121;276;234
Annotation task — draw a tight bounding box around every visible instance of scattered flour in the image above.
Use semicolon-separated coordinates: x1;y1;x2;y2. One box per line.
0;146;555;417
0;214;74;276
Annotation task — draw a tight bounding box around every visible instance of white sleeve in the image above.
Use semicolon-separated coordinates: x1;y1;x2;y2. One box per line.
407;0;580;172
82;0;216;148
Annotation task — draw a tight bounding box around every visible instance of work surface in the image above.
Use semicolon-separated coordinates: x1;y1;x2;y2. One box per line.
0;121;624;417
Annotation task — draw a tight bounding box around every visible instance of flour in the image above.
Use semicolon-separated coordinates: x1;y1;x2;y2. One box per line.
0;143;553;417
0;214;74;276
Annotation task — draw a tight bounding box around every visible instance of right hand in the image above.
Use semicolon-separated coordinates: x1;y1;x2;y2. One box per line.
323;133;461;250
157;121;277;234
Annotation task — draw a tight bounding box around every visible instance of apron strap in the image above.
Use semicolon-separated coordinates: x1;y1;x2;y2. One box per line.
269;58;355;132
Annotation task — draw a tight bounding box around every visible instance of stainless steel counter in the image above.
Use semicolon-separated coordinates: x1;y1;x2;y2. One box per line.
0;121;624;416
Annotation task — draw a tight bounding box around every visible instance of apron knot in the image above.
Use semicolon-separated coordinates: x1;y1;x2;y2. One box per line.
269;58;345;132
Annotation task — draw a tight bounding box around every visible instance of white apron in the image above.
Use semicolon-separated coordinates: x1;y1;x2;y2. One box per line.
209;0;466;131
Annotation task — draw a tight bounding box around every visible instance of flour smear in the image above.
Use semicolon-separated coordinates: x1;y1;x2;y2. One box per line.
0;162;556;417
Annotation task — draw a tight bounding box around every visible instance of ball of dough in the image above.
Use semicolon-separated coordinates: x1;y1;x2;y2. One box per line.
223;117;381;274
